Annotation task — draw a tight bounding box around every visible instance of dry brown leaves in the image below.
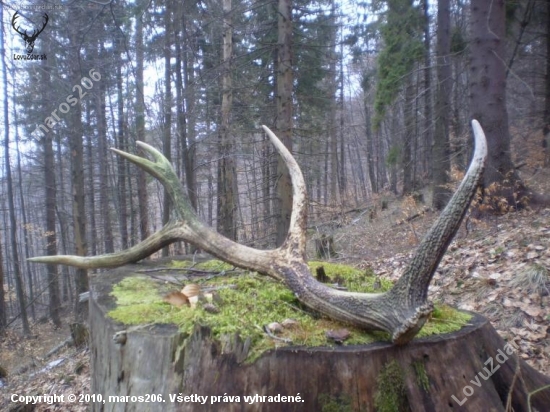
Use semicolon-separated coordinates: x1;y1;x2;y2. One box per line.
1;326;90;412
353;208;550;374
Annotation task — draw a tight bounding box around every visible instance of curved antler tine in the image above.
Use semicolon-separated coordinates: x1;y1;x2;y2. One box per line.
29;221;183;269
110;145;168;178
135;141;170;164
393;119;487;305
470;119;488;165
262;125;307;254
111;144;194;222
110;147;153;167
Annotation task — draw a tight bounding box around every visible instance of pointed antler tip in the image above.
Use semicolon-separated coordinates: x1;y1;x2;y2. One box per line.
135;140;158;154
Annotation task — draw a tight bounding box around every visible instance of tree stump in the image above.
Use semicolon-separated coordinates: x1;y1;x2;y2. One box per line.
89;266;550;412
314;235;336;259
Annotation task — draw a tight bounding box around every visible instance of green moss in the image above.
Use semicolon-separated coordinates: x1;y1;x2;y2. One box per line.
108;260;471;362
420;304;472;337
111;277;165;306
318;394;353;412
411;360;429;392
307;261;393;292
108;277;204;327
169;260;191;269
199;260;234;271
374;360;408;412
170;259;234;272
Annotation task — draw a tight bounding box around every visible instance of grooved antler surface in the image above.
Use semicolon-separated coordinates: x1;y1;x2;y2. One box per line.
30;121;487;344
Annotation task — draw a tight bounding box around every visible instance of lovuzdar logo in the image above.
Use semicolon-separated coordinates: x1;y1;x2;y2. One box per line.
11;11;48;59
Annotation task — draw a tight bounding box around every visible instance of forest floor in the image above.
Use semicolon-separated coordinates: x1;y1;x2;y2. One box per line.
1;169;550;411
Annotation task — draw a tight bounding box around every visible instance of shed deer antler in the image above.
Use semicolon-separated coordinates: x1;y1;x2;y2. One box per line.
30;120;487;344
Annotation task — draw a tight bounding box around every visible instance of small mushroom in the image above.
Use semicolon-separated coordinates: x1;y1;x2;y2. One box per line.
188;295;199;309
164;291;190;307
181;283;200;298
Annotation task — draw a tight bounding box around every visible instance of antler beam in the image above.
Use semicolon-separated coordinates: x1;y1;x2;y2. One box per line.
30;121;487;344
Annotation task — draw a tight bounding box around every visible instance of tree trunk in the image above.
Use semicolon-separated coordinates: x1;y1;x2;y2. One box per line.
14;87;37;320
365;93;378;194
162;2;173;257
0;234;6;332
422;0;433;178
275;0;293;246
89;268;550;412
543;0;550;167
217;0;238;241
469;0;523;206
451;57;464;170
0;2;30;336
44;127;62;328
86;107;98;258
114;39;127;251
402;74;415;195
262;137;272;235
329;0;339;204
432;0;452;210
67;8;89;320
99;51;115;254
135;10;150;243
338;39;346;199
55;137;72;303
183;12;198;215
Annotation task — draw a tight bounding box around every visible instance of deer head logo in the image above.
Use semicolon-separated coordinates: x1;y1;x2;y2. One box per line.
11;11;49;54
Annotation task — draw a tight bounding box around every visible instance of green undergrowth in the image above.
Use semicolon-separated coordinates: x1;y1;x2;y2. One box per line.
108;260;472;362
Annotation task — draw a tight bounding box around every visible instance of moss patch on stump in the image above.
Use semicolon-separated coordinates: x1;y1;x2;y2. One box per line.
108;260;472;362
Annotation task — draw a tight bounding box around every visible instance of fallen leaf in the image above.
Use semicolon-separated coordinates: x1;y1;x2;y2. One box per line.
266;322;283;334
502;298;514;308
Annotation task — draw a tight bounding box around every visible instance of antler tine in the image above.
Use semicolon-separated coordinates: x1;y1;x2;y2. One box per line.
262;126;307;255
110;141;279;276
391;119;487;307
110;143;169;181
111;143;194;222
28;221;183;269
31;141;278;275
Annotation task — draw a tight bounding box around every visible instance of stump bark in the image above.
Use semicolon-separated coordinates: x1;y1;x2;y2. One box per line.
90;267;550;412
